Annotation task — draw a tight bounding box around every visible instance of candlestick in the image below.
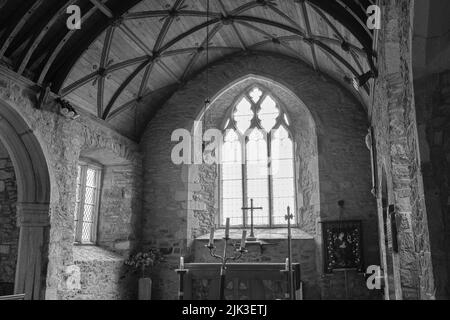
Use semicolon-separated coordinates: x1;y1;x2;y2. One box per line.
209;228;215;247
285;258;289;271
180;256;184;270
225;218;230;239
241;230;247;249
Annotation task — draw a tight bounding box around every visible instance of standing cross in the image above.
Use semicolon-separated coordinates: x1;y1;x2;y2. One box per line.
242;199;263;241
285;206;295;300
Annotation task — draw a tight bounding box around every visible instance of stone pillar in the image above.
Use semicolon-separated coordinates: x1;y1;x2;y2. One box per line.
14;203;50;300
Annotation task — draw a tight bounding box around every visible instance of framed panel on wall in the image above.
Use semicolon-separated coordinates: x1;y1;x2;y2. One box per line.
322;220;364;273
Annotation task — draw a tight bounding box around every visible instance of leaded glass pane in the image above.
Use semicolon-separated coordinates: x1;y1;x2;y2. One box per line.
249;87;263;103
258;95;279;132
74;165;100;243
86;168;96;187
221;88;296;227
222;130;243;226
272;197;295;225
84;186;95;205
234;97;253;134
81;222;93;243
271;126;295;225
246;129;269;226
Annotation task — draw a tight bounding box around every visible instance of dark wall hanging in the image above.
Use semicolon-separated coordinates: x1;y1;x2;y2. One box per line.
322;220;364;273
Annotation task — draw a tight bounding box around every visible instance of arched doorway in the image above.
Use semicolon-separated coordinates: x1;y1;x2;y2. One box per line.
0;100;51;300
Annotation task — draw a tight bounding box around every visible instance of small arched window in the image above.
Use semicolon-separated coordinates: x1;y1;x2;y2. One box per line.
220;86;296;227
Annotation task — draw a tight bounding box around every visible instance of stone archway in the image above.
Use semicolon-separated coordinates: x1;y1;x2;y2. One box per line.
0;100;51;300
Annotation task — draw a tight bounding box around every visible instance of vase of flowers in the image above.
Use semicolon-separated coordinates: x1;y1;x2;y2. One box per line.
125;249;164;300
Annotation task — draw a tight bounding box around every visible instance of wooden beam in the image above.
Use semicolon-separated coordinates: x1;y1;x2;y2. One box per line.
159;18;221;53
17;0;78;75
120;23;153;54
154;17;174;52
48;0;143;93
89;0;114;18
0;0;45;57
107;98;138;120
307;3;365;74
181;22;224;81
268;3;306;34
38;2;104;85
157;59;181;83
102;58;154;119
336;0;372;38
153;0;186;52
97;26;115;117
124;10;222;20
138;62;155;97
60;71;100;97
307;0;372;51
217;0;246;50
299;1;318;71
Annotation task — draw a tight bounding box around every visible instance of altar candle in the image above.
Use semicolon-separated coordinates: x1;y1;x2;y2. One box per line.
225;218;230;239
209;228;215;246
180;257;184;270
241;230;247;249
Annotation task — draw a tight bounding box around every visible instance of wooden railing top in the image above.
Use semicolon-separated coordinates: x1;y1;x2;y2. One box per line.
0;294;26;301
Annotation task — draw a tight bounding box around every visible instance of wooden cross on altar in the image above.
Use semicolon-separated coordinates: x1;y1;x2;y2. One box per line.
242;199;263;241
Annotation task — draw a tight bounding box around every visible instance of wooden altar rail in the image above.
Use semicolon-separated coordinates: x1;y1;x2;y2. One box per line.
0;294;26;300
182;263;302;300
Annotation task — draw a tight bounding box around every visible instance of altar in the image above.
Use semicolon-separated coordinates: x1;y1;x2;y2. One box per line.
181;263;302;300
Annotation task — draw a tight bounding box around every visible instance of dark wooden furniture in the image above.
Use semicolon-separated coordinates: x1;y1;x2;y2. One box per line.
182;263;301;300
0;294;26;300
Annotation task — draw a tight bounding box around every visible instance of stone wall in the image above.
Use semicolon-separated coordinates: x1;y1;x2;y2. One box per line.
414;71;450;299
370;0;436;300
0;141;18;295
141;53;379;300
61;246;136;300
98;165;143;254
0;68;142;299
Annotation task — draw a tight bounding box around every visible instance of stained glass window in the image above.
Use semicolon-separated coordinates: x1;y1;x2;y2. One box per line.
74;163;101;244
220;87;296;227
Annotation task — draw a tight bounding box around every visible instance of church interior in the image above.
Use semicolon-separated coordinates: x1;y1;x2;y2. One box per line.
0;0;449;300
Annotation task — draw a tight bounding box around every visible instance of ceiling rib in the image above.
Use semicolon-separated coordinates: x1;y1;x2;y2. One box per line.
235;21;300;58
138;62;154;97
62;10;368;97
120;22;153;54
56;0;373;95
102;58;153;119
308;3;366;75
181;22;224;81
300;1;318;71
97;25;115;117
89;0;114;18
217;0;247;50
124;10;222;20
0;0;373;123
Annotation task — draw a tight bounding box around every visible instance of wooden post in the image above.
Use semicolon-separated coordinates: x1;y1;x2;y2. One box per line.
14;203;50;300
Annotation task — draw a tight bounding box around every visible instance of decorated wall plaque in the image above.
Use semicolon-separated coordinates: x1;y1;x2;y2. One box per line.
322;220;363;273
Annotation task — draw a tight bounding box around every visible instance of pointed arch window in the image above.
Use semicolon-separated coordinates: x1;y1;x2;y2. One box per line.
220;86;296;227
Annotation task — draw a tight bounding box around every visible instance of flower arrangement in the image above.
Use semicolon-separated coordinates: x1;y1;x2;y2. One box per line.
125;249;164;278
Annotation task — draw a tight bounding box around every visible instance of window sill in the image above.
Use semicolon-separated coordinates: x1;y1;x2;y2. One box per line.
73;245;125;263
196;228;314;241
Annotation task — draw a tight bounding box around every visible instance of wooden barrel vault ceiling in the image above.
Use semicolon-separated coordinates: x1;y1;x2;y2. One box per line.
0;0;376;139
